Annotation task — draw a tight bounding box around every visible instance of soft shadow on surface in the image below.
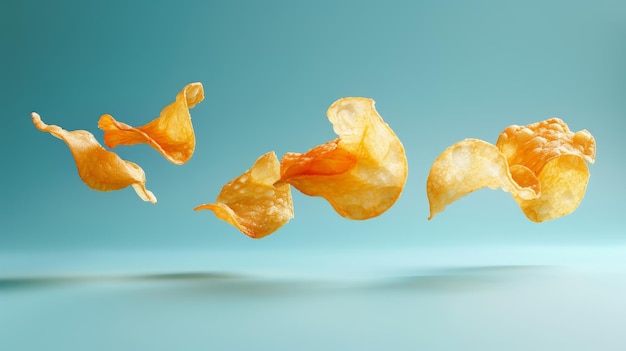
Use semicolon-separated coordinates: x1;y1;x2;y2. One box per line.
0;265;554;295
0;272;243;291
365;265;553;292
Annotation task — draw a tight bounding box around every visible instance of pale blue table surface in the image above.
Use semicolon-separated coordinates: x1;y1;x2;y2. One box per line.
2;246;625;351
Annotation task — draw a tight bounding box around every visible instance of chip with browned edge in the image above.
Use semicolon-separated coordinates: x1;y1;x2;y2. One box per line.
98;82;204;165
279;97;408;220
194;151;294;238
427;118;595;222
32;112;156;203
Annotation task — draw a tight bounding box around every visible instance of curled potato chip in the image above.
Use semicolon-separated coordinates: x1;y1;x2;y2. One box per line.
279;97;408;220
32;113;156;203
426;139;539;220
496;118;596;222
194;152;293;238
427;118;595;222
98;82;204;165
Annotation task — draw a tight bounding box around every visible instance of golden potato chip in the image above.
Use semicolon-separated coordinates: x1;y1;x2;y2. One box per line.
496;118;596;222
279;97;408;220
98;82;204;165
427;118;595;222
194;152;293;238
31;112;156;203
426;138;539;220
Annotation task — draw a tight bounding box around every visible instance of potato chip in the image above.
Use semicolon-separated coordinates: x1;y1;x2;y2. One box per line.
427;118;595;222
278;97;408;220
426;138;539;220
496;118;596;222
98;82;204;165
194;152;293;238
32;112;156;203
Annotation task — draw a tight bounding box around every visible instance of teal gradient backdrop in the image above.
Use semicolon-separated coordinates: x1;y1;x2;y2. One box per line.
2;1;626;349
2;0;624;252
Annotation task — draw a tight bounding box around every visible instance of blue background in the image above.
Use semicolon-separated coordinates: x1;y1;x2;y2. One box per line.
2;1;626;350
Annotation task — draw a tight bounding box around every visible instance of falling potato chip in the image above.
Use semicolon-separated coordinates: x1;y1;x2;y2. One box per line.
31;112;156;203
496;118;596;222
279;97;408;220
194;152;294;238
427;118;595;222
98;82;204;165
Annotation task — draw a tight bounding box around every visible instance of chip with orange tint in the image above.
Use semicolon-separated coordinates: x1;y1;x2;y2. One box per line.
98;82;204;165
427;118;595;222
32;112;156;203
194;152;293;238
279;97;408;220
496;118;596;222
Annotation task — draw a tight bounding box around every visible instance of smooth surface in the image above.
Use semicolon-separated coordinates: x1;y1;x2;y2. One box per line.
2;247;626;350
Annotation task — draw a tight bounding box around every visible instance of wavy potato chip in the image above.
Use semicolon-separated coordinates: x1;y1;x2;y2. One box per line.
279;97;408;220
32;112;156;203
496;118;596;222
427;118;595;222
98;82;204;165
195;152;293;238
